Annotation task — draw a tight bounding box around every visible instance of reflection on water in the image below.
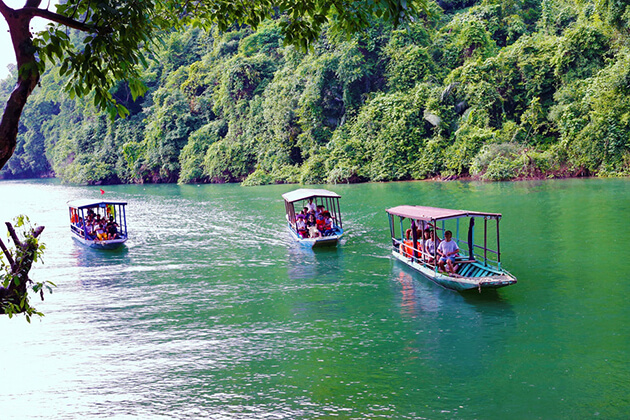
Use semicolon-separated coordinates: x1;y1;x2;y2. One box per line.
391;264;516;379
286;245;345;281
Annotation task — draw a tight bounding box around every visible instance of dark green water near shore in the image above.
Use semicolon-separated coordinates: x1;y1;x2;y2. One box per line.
1;178;629;419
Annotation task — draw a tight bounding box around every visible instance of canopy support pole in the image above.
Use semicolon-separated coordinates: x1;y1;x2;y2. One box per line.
484;218;488;267
497;218;501;270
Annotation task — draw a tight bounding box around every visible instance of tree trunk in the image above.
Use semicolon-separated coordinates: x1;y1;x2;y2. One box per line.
0;3;40;170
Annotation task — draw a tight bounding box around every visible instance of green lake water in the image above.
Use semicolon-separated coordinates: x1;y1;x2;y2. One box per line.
1;178;629;419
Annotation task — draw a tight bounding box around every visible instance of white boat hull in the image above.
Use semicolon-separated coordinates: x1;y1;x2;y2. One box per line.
392;250;516;291
287;224;343;247
72;234;127;250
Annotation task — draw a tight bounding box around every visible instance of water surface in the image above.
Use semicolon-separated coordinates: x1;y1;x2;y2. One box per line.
1;178;629;419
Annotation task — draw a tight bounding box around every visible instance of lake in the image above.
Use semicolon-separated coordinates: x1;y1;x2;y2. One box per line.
1;178;629;419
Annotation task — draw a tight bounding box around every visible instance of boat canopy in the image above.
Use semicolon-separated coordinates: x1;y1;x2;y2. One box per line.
68;199;127;209
282;189;341;204
386;205;501;222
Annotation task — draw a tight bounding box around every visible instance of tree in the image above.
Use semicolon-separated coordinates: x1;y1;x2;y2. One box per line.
0;215;52;321
0;0;426;171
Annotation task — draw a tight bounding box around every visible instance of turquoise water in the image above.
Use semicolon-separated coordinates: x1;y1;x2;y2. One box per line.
1;178;629;419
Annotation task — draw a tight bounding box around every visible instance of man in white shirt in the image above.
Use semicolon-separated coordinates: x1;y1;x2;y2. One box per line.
437;230;459;274
307;198;317;214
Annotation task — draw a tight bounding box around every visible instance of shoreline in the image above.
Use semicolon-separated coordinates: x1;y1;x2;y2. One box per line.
1;172;625;186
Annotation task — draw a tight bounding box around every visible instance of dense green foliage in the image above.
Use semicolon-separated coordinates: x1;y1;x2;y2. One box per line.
0;215;52;322
2;0;630;184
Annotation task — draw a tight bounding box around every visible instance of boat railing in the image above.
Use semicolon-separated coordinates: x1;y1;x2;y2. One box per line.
70;224;85;237
471;244;500;266
392;240;439;271
393;239;488;273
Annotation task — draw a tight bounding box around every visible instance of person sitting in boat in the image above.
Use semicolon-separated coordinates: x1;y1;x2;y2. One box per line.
320;211;334;235
95;223;107;241
315;204;325;218
307;198;317;214
437;230;459;274
307;214;321;238
315;209;325;230
423;229;440;263
296;214;308;238
107;221;120;239
84;221;95;240
400;229;415;259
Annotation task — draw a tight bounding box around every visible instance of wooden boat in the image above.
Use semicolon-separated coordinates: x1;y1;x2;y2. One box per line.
386;205;517;292
68;200;128;250
282;188;344;247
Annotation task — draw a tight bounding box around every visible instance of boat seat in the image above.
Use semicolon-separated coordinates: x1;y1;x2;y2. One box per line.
458;264;473;276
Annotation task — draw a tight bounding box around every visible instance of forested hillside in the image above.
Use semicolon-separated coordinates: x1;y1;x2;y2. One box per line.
1;0;629;184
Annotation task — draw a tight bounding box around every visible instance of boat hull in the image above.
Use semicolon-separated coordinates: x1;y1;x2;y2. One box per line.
392;251;517;291
287;224;343;247
72;234;127;250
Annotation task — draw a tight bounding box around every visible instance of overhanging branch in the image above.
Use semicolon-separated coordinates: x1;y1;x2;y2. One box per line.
21;6;98;33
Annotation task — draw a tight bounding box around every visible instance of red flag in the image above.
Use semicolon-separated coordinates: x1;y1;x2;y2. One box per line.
100;189;105;195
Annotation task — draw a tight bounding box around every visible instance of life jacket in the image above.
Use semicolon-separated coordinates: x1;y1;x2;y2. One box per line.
400;240;414;258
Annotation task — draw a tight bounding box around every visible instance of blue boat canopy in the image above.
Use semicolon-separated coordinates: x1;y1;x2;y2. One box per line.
386;205;501;222
68;199;127;209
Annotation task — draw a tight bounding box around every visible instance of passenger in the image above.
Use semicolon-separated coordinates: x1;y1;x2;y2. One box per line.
315;204;325;218
95;223;107;241
307;198;317;214
86;221;96;240
437;230;459;274
307;214;321;238
107;222;119;239
400;229;414;258
296;214;308;238
423;229;438;263
316;209;326;231
324;210;333;235
320;211;333;235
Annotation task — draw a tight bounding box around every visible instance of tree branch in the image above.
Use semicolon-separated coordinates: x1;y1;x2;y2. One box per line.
0;236;16;271
5;222;23;248
21;6;97;33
